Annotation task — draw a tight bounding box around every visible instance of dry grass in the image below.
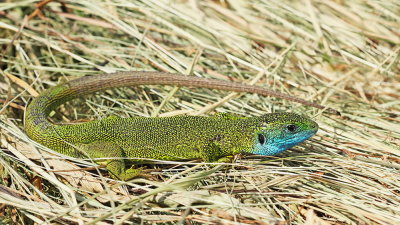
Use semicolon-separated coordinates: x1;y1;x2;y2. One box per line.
0;0;399;224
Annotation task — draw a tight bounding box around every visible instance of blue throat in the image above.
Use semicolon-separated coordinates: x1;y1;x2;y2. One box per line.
252;130;317;156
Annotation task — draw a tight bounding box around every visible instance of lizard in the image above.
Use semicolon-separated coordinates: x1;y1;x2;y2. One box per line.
24;71;334;180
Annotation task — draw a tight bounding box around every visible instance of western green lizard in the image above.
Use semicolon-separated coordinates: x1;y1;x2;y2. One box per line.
25;71;331;180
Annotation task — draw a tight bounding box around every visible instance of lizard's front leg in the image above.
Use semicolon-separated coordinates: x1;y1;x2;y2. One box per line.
201;141;234;164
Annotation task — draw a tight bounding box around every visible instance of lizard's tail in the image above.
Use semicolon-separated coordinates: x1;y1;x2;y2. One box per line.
25;71;338;139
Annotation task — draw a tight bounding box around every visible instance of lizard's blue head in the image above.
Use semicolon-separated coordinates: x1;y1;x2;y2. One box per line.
251;113;318;156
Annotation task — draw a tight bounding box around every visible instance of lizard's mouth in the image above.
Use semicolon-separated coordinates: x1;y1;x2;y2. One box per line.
278;128;318;150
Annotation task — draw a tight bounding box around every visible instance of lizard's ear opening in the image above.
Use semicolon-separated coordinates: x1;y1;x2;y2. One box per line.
257;133;266;145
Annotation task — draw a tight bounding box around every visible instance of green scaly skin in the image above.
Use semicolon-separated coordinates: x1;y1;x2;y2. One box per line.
25;71;321;180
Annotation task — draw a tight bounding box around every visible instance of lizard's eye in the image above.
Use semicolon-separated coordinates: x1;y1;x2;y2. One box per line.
258;133;265;145
286;124;298;133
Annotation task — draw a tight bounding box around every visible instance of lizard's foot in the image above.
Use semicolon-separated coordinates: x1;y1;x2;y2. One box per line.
216;156;234;163
205;156;234;169
110;166;142;181
114;167;161;180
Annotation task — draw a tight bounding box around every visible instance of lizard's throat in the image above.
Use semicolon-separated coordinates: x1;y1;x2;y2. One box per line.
251;129;317;156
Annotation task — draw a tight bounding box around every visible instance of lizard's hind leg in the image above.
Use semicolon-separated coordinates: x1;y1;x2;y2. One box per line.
76;141;141;181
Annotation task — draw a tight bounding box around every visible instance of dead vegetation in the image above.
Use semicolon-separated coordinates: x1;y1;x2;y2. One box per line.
0;0;399;224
